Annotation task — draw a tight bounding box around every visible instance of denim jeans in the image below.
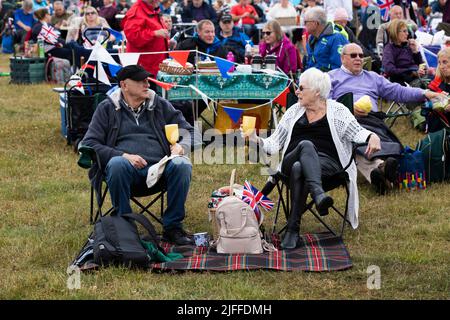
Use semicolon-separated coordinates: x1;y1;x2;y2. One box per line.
105;156;192;230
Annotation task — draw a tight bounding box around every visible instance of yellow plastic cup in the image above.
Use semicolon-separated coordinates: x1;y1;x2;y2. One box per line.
354;95;372;113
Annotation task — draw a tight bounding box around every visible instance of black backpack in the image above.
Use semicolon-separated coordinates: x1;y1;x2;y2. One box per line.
93;213;162;269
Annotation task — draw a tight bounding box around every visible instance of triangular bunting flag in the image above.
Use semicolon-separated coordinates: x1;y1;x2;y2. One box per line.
108;64;122;77
223;107;244;123
422;46;438;68
118;52;141;67
89;41;119;66
188;85;210;108
273;86;290;108
94;63;111;86
169;50;190;68
108;28;123;42
215;57;234;78
149;77;175;91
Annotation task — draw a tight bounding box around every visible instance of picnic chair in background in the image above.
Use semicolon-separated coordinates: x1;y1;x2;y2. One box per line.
261;142;368;239
77;144;166;225
64;80;109;149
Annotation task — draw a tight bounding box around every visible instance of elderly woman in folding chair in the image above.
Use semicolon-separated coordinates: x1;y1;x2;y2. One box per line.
241;67;381;249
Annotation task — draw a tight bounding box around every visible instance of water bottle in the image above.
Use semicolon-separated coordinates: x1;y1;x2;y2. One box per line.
37;39;45;58
244;40;252;65
226;51;235;72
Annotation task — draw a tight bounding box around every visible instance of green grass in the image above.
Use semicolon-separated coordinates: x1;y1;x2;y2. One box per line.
0;53;449;300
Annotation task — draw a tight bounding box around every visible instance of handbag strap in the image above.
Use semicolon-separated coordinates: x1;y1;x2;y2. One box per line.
229;169;236;195
122;213;163;252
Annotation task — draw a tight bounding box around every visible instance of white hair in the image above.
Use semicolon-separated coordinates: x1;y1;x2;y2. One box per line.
305;7;327;26
299;68;331;100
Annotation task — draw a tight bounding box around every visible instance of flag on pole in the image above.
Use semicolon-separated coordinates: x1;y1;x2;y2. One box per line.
376;0;395;21
242;180;274;223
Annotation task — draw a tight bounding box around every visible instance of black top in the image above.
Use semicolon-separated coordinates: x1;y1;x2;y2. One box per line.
285;113;340;161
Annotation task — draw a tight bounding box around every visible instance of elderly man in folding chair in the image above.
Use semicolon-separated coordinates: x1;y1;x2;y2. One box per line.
82;65;202;245
241;67;382;249
329;43;447;194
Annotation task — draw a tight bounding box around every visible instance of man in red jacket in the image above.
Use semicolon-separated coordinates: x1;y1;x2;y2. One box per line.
122;0;170;77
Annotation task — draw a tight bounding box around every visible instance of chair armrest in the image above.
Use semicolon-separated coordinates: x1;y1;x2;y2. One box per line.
342;142;368;172
77;143;96;169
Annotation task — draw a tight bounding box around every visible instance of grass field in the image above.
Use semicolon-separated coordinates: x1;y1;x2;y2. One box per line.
0;53;449;300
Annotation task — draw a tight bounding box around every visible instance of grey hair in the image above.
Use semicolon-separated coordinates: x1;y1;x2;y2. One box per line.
23;0;33;9
305;7;327;26
299;67;331;100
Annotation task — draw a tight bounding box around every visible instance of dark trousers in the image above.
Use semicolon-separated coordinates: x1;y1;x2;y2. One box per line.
281;140;341;232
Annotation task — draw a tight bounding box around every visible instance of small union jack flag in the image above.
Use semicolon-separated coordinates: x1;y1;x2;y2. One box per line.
242;180;274;223
376;0;395;21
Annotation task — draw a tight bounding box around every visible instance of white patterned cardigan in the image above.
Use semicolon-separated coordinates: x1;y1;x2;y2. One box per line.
261;99;374;229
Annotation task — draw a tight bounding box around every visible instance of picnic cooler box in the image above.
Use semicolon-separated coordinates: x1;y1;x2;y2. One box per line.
10;57;45;84
214;102;272;134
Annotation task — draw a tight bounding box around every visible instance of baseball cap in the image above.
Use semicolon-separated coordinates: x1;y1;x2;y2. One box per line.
220;13;233;23
116;65;152;82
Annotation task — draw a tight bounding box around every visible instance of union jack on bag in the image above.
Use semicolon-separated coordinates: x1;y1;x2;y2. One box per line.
242;180;274;223
376;0;395;21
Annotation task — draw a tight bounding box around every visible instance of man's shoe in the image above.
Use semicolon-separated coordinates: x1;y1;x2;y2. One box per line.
162;228;194;246
370;168;387;195
281;231;300;249
383;157;399;185
314;193;334;216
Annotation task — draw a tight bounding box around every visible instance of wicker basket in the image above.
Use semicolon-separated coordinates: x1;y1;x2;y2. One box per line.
275;16;298;26
159;63;194;75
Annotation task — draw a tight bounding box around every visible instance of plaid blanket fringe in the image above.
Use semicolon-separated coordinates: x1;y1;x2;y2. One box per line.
152;232;352;272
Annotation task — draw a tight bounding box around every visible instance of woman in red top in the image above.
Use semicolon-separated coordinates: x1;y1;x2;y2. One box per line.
231;0;260;43
427;47;450;132
122;0;169;77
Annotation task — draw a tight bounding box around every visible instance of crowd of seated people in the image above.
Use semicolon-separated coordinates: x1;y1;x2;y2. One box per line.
3;0;450;249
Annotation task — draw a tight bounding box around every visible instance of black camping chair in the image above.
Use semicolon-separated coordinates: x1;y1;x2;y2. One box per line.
77;144;166;225
63;79;113;149
263;142;367;238
83;27;111;46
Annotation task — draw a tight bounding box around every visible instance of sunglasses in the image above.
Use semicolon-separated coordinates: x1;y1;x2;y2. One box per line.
344;53;364;59
85;12;97;15
298;85;311;92
262;31;272;36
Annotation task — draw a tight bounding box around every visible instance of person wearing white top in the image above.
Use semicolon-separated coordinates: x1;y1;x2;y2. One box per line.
323;0;352;22
241;67;381;249
267;0;297;20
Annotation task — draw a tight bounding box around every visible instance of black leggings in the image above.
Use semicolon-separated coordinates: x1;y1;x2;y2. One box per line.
281;140;342;232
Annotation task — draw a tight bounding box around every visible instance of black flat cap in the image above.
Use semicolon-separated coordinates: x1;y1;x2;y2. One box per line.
116;65;152;81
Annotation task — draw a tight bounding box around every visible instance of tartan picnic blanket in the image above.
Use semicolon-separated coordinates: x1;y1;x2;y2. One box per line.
152;232;352;272
73;232;352;272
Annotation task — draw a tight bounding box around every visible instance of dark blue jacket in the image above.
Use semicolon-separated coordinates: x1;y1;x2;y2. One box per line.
216;27;252;63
